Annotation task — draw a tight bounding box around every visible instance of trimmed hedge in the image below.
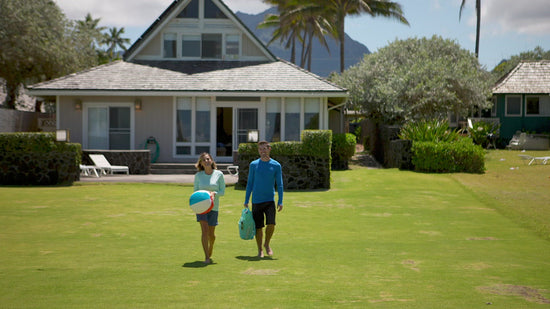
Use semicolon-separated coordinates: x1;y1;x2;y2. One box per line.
411;138;485;173
331;133;356;170
236;130;332;190
0;132;81;185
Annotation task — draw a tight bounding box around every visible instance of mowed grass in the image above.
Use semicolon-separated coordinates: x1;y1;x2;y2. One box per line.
1;150;549;308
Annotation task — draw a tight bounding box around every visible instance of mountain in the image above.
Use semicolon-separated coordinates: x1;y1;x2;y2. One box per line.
236;7;370;77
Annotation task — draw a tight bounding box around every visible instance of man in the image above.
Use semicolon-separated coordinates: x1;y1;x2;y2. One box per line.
244;141;284;258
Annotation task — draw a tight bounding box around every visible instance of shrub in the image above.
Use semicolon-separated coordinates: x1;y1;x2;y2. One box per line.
0;133;81;185
399;119;460;142
469;120;500;148
412;138;485;173
331;133;356;170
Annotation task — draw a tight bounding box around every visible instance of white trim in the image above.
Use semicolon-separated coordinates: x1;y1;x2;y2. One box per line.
505;95;522;117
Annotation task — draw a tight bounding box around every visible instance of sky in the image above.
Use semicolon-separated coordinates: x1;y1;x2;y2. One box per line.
54;0;550;70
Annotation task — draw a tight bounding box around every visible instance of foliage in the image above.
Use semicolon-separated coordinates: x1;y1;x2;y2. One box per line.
331;133;356;162
331;36;492;124
0;0;97;109
468;120;500;147
301;130;332;157
492;46;550;81
399;119;461;143
0;133;81;185
412;138;485;173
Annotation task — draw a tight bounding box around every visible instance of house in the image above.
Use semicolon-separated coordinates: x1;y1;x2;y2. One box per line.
492;60;550;140
27;0;347;164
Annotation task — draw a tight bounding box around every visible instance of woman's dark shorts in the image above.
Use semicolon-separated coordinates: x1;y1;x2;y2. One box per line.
252;201;276;229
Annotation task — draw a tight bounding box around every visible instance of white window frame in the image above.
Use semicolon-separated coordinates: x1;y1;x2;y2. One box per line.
505;95;522;117
82;102;135;150
173;97;214;158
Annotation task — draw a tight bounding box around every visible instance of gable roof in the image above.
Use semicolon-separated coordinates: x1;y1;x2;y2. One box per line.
27;60;347;96
123;0;276;62
493;60;550;94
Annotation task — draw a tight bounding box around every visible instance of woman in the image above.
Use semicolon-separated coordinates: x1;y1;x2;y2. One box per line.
194;153;225;264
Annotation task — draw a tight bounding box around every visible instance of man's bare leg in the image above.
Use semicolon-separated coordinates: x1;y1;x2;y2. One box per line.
255;228;264;257
264;224;275;256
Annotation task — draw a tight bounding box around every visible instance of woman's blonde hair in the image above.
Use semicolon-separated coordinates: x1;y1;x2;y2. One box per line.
195;152;217;171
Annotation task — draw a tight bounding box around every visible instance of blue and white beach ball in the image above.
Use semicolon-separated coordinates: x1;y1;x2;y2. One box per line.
189;190;214;214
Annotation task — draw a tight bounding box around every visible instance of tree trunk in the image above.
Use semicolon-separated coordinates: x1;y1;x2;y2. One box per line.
3;81;19;109
475;0;480;58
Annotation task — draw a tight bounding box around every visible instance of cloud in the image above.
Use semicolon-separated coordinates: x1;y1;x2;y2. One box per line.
483;0;550;35
54;0;270;27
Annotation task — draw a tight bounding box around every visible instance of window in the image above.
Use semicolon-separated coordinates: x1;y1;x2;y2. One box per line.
526;97;539;115
176;98;192;147
304;98;320;130
285;98;301;141
526;95;550;116
226;34;240;57
505;95;521;116
163;33;177;58
266;98;281;142
204;0;227;18
182;34;200;57
202;34;222;58
177;0;198;18
195;98;211;143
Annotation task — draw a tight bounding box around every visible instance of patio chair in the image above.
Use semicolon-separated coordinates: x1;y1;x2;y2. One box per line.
227;165;239;177
519;155;550;165
507;132;527;150
80;165;100;177
89;154;129;175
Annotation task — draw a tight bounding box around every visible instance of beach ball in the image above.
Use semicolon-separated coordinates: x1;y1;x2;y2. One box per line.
189;190;214;214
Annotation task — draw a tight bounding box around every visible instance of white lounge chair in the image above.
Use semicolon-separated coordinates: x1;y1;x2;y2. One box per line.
80;165;100;177
89;154;129;175
227;165;239;177
507;132;527;150
518;155;550;165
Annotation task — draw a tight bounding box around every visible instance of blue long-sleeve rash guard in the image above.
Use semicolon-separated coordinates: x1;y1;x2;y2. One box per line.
245;158;283;205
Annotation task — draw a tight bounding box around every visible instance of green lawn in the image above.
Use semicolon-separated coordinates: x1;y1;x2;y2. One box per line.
1;150;549;308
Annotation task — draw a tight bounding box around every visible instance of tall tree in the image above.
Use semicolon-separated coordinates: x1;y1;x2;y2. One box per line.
459;0;481;58
323;0;409;73
103;27;131;60
0;0;96;109
260;0;333;70
76;13;106;50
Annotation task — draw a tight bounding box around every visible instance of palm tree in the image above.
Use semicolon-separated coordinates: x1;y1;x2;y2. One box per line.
323;0;409;73
76;13;106;50
103;27;131;60
459;0;481;58
260;0;333;70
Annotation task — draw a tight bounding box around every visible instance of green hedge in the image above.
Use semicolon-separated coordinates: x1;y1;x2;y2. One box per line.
411;138;485;173
331;133;356;170
0;133;81;185
237;130;333;158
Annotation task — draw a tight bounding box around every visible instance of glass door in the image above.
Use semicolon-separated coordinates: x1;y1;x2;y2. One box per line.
86;105;131;150
236;108;258;148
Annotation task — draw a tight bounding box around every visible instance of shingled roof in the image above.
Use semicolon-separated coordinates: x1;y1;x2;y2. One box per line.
493;60;550;94
28;60;346;95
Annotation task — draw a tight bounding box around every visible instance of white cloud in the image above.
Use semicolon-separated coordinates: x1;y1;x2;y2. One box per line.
483;0;550;35
54;0;270;27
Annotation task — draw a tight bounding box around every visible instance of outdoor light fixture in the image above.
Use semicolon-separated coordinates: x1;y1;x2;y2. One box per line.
135;99;142;111
56;129;69;142
247;129;259;143
74;100;82;111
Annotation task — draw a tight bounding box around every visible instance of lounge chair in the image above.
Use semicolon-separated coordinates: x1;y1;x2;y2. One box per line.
227;165;239;177
518;155;550;165
89;154;129;175
507;132;527;150
80;165;100;177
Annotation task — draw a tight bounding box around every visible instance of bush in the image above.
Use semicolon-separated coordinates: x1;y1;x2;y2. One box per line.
399;119;460;142
0;133;81;185
412;138;485;173
331;133;356;170
469;120;500;148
